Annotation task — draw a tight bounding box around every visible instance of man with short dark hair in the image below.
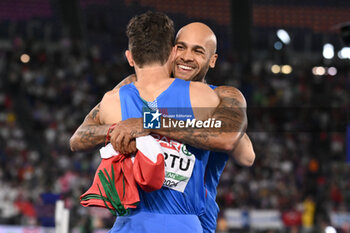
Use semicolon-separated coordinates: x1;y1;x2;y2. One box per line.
126;11;175;67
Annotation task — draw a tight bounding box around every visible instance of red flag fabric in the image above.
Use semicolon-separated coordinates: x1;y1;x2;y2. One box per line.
80;136;165;215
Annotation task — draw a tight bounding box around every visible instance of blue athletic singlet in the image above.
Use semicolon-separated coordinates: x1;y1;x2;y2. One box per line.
199;85;229;233
109;78;210;233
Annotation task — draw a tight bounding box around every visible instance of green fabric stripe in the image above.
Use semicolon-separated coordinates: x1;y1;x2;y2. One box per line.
81;194;110;201
104;167;127;215
82;163;138;216
97;183;116;216
98;168;125;215
165;172;189;181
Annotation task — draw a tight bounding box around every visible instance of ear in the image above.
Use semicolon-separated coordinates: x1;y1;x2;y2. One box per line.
125;50;134;67
169;46;177;62
209;53;218;68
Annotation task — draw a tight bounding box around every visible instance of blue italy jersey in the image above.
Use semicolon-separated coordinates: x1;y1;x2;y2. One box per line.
110;78;210;233
199;85;229;233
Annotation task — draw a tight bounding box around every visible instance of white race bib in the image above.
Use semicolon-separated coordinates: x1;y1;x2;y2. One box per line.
152;134;196;192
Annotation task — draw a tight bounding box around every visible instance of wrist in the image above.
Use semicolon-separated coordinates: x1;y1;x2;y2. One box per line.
105;123;117;145
137;118;151;136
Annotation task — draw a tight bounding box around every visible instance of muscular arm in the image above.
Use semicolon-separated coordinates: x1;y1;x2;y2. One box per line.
70;104;112;151
231;133;255;166
153;86;247;152
69;74;136;152
214;86;255;166
152;86;254;166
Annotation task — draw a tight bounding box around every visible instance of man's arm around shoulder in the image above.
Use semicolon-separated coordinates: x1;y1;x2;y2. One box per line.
214;85;254;167
69;75;136;152
69;89;121;151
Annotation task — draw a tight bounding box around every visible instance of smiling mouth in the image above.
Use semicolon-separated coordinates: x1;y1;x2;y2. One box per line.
178;64;195;71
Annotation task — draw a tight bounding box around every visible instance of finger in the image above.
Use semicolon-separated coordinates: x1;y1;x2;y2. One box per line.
122;135;133;154
112;133;124;153
124;140;135;155
119;134;128;154
119;134;130;154
109;130;119;146
128;140;137;154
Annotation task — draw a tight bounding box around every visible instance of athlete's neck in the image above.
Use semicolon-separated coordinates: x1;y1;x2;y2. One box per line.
134;64;171;84
133;64;174;102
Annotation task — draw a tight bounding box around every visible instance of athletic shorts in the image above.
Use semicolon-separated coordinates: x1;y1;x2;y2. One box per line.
109;210;203;233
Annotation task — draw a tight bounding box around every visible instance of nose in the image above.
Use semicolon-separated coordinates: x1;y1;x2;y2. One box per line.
181;49;194;62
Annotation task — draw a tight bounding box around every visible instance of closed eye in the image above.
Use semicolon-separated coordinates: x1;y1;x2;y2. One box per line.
195;49;204;54
176;44;185;50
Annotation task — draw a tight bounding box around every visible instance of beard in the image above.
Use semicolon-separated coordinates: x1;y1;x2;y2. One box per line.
190;66;209;82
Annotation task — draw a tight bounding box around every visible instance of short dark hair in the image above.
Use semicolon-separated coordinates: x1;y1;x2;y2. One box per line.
126;11;175;67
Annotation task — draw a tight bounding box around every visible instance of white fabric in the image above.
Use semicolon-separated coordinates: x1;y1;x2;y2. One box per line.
100;136;158;161
99;143;120;159
136;135;162;163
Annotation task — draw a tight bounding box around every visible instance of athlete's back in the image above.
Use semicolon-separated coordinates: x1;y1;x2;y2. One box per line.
100;78;218;233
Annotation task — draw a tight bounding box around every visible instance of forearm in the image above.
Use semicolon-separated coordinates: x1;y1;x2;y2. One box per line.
70;103;110;151
152;119;243;152
70;124;111;151
151;91;246;152
230;133;255;167
70;74;136;152
160;129;240;152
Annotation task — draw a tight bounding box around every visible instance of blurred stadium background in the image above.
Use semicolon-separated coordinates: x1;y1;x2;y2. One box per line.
0;0;349;232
